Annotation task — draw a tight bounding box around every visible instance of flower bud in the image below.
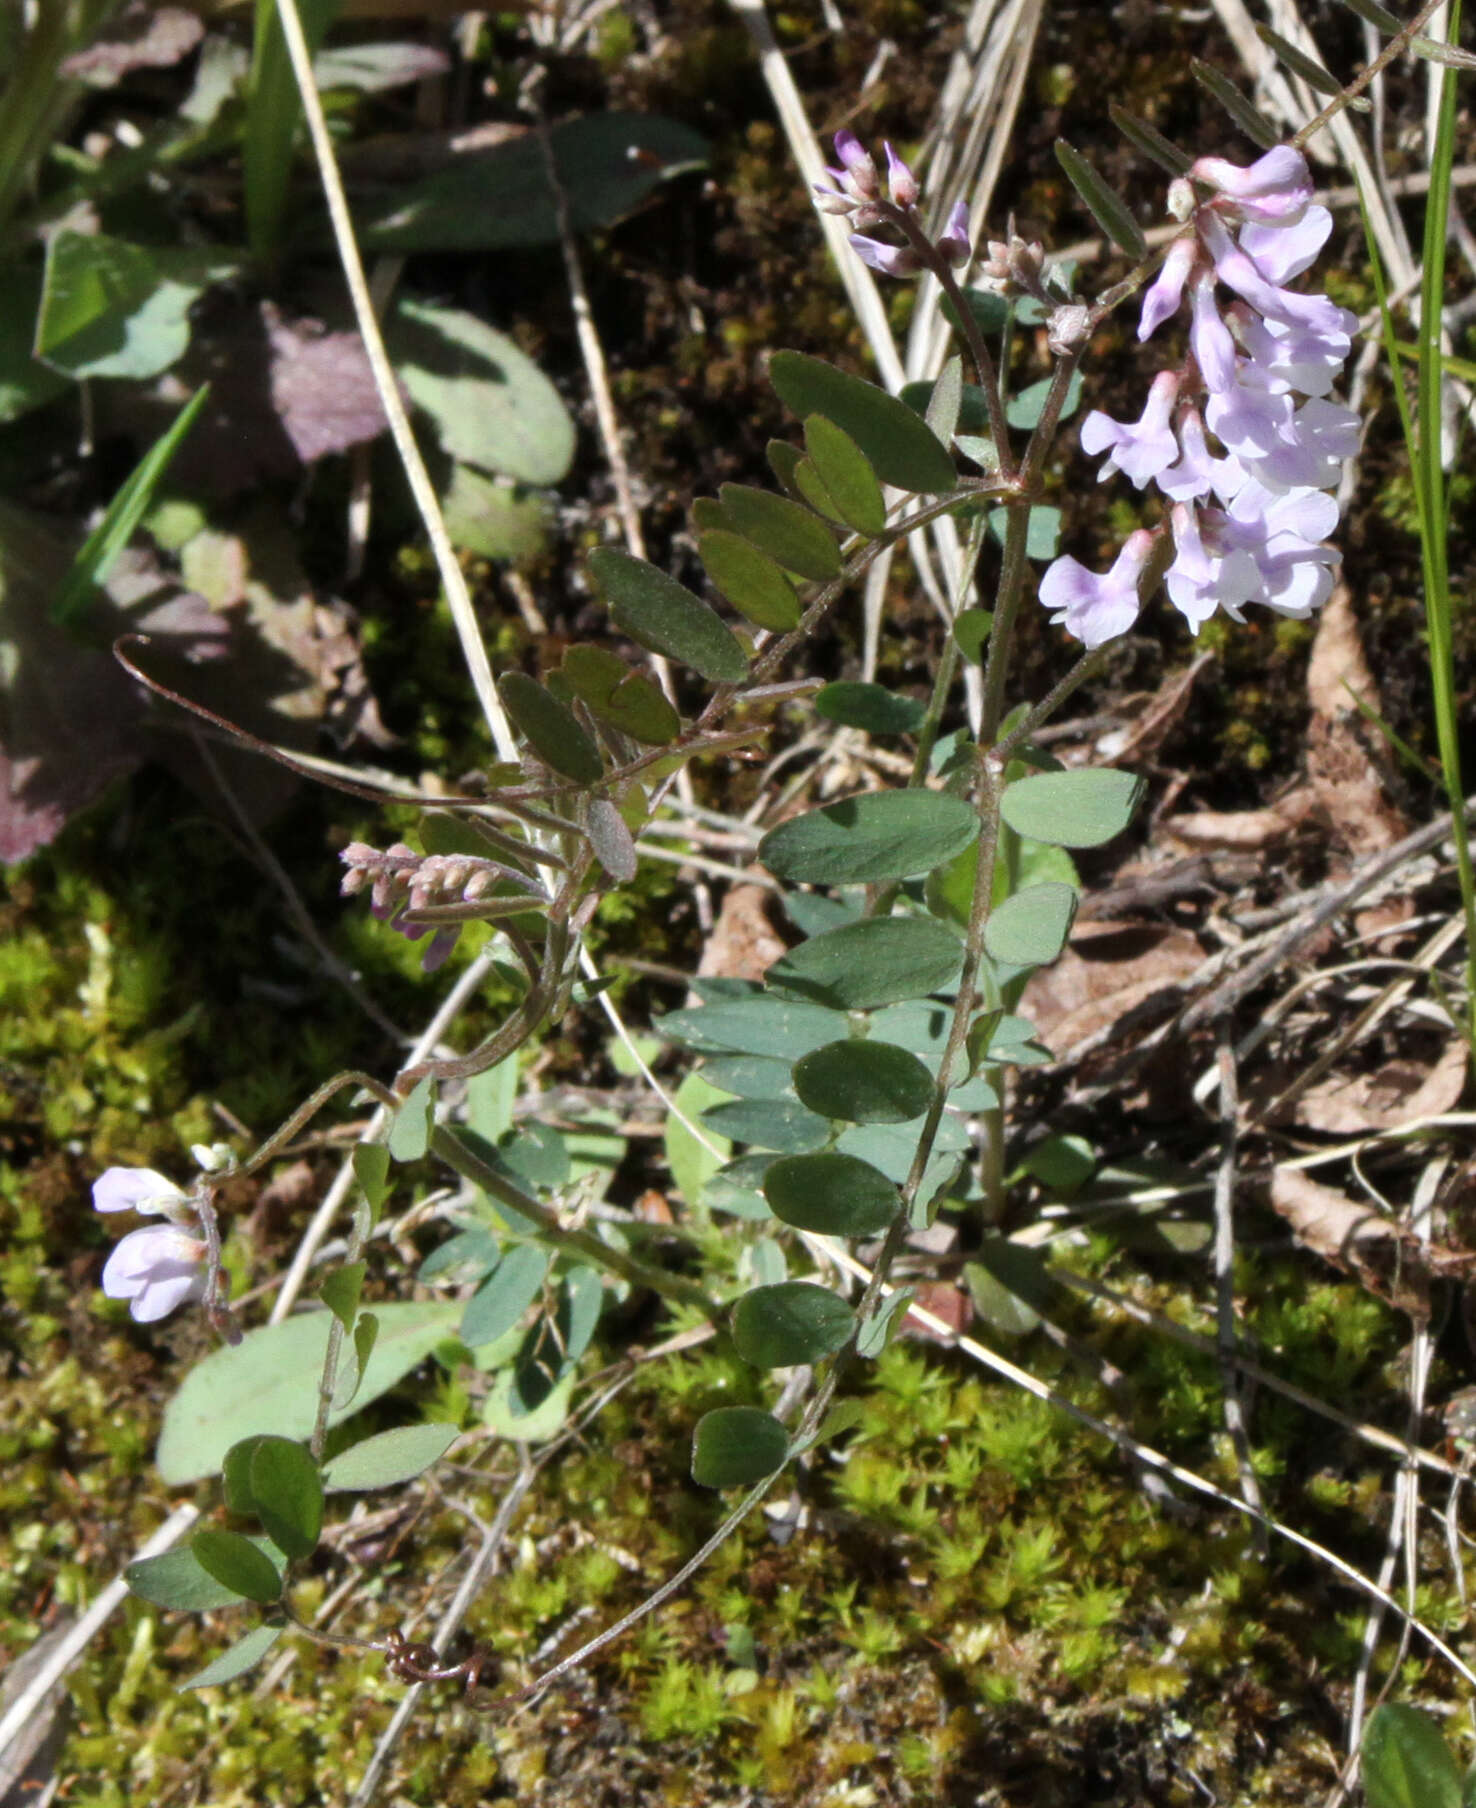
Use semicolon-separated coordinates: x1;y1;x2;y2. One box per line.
935;200;972;267
833;129;879;199
883;142;919;208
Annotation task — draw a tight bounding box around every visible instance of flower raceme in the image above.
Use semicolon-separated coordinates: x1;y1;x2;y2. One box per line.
812;130;972;276
93;1165;208;1324
1038;145;1358;647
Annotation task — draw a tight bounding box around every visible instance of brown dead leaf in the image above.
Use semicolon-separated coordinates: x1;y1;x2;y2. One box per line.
1160;787;1320;852
901;1282;974;1343
697;884;787;984
1021;919;1207;1058
1294;1039;1467;1134
264;305;389;466
1305;585;1408;860
62;5;204;83
1269;1167;1431;1317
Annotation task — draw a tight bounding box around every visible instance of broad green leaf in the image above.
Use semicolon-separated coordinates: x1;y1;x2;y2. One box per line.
322;1422;460;1490
1053;140;1147;259
1021;1134;1096;1195
704;1158;775;1221
814;682;925;736
766;438;808;501
955;434;999;472
836;1121;968;1190
1361;1704;1462;1808
182;1624;284;1690
760;791;979;886
222;1436;270;1516
589;548;749;683
1005;372;1083;431
765;917;965;1011
191;1528;284;1605
856;1288;915;1358
963;1237;1053;1338
698;529;801;631
702;1097;830;1153
802;415;887;535
0;265;68;423
558;1266;605;1371
560;643;681;745
441;464;551;562
52;386;210;629
35;232;204;380
460;1245;550;1348
394;300;575;486
659;998;851;1059
157;1301;459;1483
988;505;1061;560
482;1366;575;1441
769;352;956;494
792;1040;935;1124
248;1437;323;1560
346;1312;380;1410
691;1406;789;1487
732;1282;855;1368
1108;105;1191;177
718;484;842;581
792;457;846;526
388;1076;434;1162
976;1011;1054;1069
763;1151;899;1235
983;882;1077;967
126;1544;268;1612
665;1069;732;1207
692;497;731;533
999;769;1143;847
418;1224;501;1284
499;672;603;783
356;113;708;253
942;287;1011;337
1191;60;1280;150
701;1054;795;1100
319;1261;364;1331
783;891;862;938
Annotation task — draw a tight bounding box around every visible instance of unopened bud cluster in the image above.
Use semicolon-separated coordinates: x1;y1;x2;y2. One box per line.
812;129;971;277
1039;146;1357;646
339;841;507;972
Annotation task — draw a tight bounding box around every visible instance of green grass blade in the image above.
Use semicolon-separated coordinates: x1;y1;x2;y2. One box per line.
244;0;341;264
52;383;210;628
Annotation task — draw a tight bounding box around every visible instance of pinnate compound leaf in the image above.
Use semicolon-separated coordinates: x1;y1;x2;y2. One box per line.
1361;1704;1462;1808
763;1151;899;1235
1108;105;1191;177
589;548;748;683
322;1422;460;1491
733;1282;855;1367
760;790;979;885
560;644;680;745
984;882;1078;967
499;672;603;783
659;998;852;1059
999;769;1143;848
698;530;801;631
802;416;887;535
183;1624;284;1690
702;1096;830;1153
765;917;965;1011
157;1302;459;1483
814;682;925;735
1053;141;1147;259
388;1077;434;1163
691;1406;790;1488
1255;25;1366;103
461;1244;550;1348
768;352;956;493
191;1528;285;1605
245;1438;323;1560
1191;60;1280;150
792;1040;936;1124
718;484;842;581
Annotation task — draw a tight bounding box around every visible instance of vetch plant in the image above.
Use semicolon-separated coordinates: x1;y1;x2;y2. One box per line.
91;0;1476;1761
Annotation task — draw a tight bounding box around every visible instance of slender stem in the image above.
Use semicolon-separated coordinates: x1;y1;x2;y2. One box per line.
978;500;1033;745
907;510;991;785
1293;0;1448;151
992;644;1112;766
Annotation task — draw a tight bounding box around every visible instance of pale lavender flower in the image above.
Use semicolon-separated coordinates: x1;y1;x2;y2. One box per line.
1158;407;1244;503
1080;370;1182;488
1205;380;1296;459
1233;306;1350;398
102;1223;209;1324
1038;530;1157;647
1138;235;1199;342
1252;397;1362;491
1167;489;1339;628
883;142;919;208
936;200;973;266
848;233;923;278
833;129;879;197
1189;146;1314;226
93;1166;189;1216
1189;270;1238;392
1198;213;1355;343
1239;205;1333;285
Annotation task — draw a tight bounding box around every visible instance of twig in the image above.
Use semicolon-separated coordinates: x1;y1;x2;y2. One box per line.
1214;1022;1264;1536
